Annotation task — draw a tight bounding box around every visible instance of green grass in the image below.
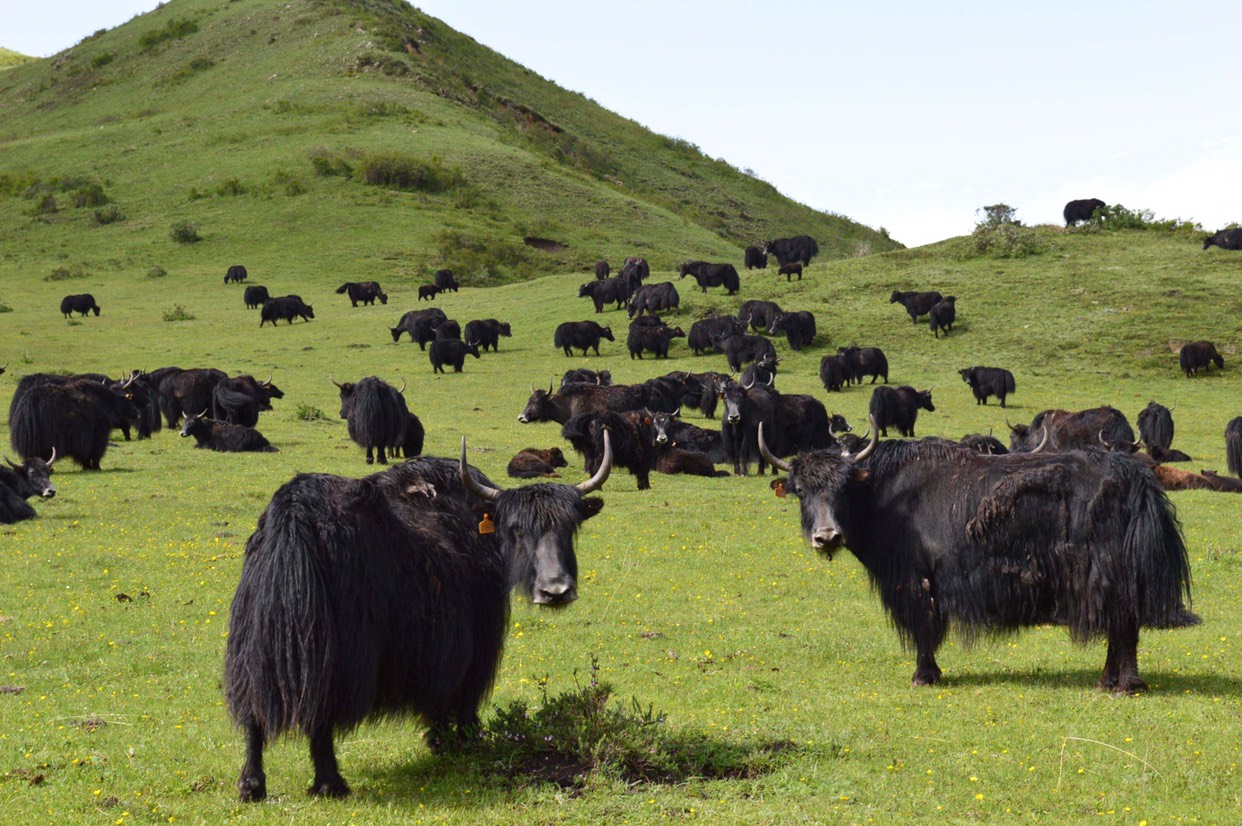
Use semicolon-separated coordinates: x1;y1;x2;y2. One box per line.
0;223;1239;823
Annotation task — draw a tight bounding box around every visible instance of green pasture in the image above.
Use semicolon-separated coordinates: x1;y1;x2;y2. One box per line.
1;225;1239;823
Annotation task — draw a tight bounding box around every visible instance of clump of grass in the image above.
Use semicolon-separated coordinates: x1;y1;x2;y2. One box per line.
307;147;354;178
0;302;12;313
139;18;199;52
463;657;795;787
28;193;57;216
355;152;463;193
71;183;109;208
431;229;539;283
93;205;125;225
44;264;90;282
147;265;168;279
162;304;195;322
295;403;332;422
1072;204;1201;235
215;177;246;197
170;221;200;244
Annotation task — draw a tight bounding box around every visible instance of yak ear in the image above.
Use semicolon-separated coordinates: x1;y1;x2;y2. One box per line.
580;497;605;520
851;467;870;483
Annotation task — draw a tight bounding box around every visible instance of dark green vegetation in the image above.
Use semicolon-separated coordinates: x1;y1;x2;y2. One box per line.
0;47;34;70
1;1;1240;823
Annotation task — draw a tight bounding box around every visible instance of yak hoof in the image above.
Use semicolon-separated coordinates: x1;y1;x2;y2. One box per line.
309;776;350;798
238;774;267;803
911;669;941;687
1098;674;1147;695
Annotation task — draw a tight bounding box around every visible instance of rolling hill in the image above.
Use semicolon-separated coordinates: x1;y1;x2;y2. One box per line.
0;0;899;289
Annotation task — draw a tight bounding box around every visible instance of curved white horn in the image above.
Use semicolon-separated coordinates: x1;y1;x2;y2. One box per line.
46;447;56;467
757;422;793;472
574;428;612;494
1030;427;1049;453
846;415;880;462
460;437;502;502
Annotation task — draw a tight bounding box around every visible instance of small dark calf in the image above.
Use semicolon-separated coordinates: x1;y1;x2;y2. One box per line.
777;262;803;281
179;412;278;452
507;447;569;478
0;453;56;524
418;285;440;301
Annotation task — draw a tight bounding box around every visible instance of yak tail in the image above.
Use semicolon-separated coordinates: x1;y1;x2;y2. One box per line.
553;326;567;349
1117;456;1198;629
224;477;344;739
1004;373;1016;394
334;283;350;294
1226;419;1242;477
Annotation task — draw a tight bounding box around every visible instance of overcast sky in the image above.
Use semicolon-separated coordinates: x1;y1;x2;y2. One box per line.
5;1;1240;247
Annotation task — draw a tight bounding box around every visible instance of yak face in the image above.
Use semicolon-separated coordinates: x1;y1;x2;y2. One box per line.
783;452;861;558
721;384;744;425
179;414;209;439
7;456;56;499
494;487;604;606
518;388;556;424
828;413;852;435
337;384;357;419
916;389;935;412
651;410;675;445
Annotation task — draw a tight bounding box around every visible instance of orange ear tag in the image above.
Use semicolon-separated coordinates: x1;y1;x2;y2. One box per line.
479;513;496;535
773;480;787;499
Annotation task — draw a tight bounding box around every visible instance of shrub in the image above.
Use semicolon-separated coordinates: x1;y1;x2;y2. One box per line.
91;52;114;69
307;147;353;178
0;302;12;313
355;152;463;193
162;304;195;322
147;265;168;279
294;403;331;422
29;193;57;216
72;183;109;208
44;264;90;282
976;203;1021;227
1072;204;1202;235
464;657;793;785
961;222;1046;259
93;206;125;225
139;18;199;51
215;177;246;196
431;229;540;283
170;221;200;244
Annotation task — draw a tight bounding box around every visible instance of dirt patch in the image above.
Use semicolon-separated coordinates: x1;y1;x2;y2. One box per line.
524;236;567;253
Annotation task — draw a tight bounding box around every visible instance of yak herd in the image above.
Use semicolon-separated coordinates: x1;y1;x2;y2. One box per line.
7;221;1239;803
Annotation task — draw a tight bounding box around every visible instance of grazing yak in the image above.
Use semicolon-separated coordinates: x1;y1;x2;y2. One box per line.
678;261;740;295
60;294;100;318
744;246;768;269
243;285;270;310
627;324;685;359
768;311;816;351
627;282;680;318
335;281;388;306
212;375;283;428
224;265;248;284
712;331;777;373
763;235;819;267
333;376;411;464
429;338;482;373
1202;228;1242;250
889;290;942;324
434;269;460;292
869;385;934;438
1063;198;1106;226
225;438;611;801
1179;341;1224;377
958;366;1015;408
554;321;614;358
418;285;440;301
737;299;782;333
593;260;610;280
578;276;633;313
0;452;56;524
153;368;226;428
463;319;512;352
688;315;745;356
180;412;278;452
507;447;569;478
838;345;889;385
260;295;314;326
518;379;681;425
758;421;1197;693
390;308;449;348
777;262;803;282
929;296;956;337
561;368;612;387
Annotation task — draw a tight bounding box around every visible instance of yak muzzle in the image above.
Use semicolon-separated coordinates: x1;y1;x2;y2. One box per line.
41;486;56;499
810;528;843;555
533;583;578;607
517;414;529;423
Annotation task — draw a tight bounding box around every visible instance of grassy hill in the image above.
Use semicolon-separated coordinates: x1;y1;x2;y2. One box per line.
0;0;897;290
0;47;34;70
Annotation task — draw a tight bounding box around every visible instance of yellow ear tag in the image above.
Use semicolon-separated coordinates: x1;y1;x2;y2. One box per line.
773;480;787;499
479;513;495;535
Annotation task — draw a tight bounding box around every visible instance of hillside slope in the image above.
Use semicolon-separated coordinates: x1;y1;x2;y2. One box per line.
0;0;898;289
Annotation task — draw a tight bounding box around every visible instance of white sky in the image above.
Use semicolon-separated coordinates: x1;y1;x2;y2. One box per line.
4;1;1240;247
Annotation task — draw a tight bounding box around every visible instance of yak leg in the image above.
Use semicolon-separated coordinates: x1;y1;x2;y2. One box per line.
636;468;651;490
1098;622;1146;694
365;446;375;465
307;725;350;798
237;722;268;802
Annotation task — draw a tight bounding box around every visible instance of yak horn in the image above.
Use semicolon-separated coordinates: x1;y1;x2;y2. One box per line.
1030;427;1049;453
574;428;613;495
397;378;407;395
757;422;793;472
262;373;272;387
847;415;880;462
46;447;56;467
460;437;503;502
1005;417;1019;432
764;374;774;387
198;408;210;418
548;377;555;394
5;456;20;470
329;373;344;388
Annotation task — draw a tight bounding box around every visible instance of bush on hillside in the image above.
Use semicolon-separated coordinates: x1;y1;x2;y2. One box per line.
162;304;195;322
431;229;540;283
72;183;110;208
93;206;125;225
307;147;353;178
954;202;1046;259
44;264;90;282
355;152;463;193
1071;204;1201;235
170;221;201;244
139;18;199;51
147;265;168;279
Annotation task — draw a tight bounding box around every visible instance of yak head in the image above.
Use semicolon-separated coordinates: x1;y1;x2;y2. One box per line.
759;420;876;558
577;282;595;298
958;367;977;385
180;410;211;439
5;449;56;499
518;381;558;424
915;388;935;412
649;408;679;445
828;413;852;435
600;326;615;342
460;433;611;606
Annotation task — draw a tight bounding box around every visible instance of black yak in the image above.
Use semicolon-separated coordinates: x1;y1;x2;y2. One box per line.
1137;401;1175;454
429;338;481;373
562;411;656;490
627;282;679;318
60;294;100;318
688;315;744;356
593;260;610;279
767;311;816;351
554;321;614;357
225;436;611;801
744;246;768;269
1009;407;1134;453
819;353;851;393
763;235;819;267
243;285;270;309
179;412;278;452
335;281;387;306
929;296;956;337
958;366;1015;408
678;261;740;295
154;368;226;428
869;385;934;438
434;269;460;292
390;308;449;348
0;451;56;524
561;368;612;387
1063;198;1106;226
212;374;284;428
889;290;942;324
777;262;803;282
1226;417;1242;477
260;296;314;326
224;265;248;284
737;299;782;333
9;377;139;470
627;324;685;359
333;376;410;464
838;345;889;385
578;277;632;313
759;420;1197;692
1202;228;1242;251
464;319;512;352
712;332;777;373
418;285;440;301
1179;341;1224;377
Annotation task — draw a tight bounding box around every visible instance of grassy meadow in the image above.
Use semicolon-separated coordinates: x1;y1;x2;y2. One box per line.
0;224;1240;824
